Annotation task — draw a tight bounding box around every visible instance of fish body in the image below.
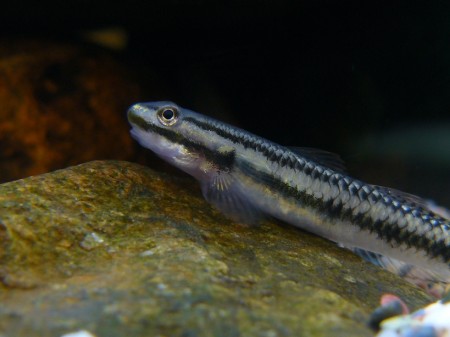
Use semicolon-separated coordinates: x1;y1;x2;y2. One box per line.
127;101;450;294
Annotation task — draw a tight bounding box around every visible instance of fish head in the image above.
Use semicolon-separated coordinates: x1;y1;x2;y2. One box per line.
127;101;213;178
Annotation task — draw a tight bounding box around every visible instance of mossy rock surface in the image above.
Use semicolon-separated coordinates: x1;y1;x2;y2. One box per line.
0;161;431;337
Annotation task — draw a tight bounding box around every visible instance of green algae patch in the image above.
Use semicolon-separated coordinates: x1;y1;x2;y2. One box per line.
0;161;431;337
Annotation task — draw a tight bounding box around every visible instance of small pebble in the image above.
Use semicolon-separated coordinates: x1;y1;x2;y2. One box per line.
60;330;97;337
80;232;105;250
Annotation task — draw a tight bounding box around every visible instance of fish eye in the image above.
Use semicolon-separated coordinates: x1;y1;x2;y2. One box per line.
157;107;179;126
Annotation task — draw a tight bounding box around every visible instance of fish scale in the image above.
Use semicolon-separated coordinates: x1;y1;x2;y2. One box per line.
128;101;450;297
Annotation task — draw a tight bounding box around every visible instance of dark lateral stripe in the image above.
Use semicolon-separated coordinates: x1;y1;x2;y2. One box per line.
185;116;450;263
237;159;450;263
130;114;235;170
184;117;258;148
134;113;450;264
184;117;348;192
184;116;299;165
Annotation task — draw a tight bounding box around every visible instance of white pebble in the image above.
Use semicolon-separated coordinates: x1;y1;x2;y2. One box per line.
61;330;96;337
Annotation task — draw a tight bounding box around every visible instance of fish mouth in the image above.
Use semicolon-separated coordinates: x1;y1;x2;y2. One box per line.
128;127;141;150
127;108;152;132
129;124;168;156
129;127;140;142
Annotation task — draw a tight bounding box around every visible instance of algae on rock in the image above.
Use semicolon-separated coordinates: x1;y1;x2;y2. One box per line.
0;161;431;337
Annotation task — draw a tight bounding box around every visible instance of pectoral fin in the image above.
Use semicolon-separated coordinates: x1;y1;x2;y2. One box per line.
200;170;264;225
352;247;448;298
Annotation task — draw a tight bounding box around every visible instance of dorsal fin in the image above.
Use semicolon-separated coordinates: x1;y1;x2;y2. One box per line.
373;186;431;210
373;185;450;221
287;147;347;173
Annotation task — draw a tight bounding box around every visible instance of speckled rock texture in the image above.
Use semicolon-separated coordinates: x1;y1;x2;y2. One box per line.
0;161;432;337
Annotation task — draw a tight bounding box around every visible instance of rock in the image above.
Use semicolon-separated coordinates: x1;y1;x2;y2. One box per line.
0;161;431;337
0;40;140;183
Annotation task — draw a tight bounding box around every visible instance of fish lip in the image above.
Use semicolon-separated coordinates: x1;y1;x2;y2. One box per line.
129;127;140;141
127;108;152;132
127;105;140;124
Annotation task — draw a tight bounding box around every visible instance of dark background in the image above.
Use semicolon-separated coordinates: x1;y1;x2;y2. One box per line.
2;0;450;205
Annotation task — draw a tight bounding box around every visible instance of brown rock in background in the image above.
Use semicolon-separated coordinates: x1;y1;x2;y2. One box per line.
0;39;140;183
